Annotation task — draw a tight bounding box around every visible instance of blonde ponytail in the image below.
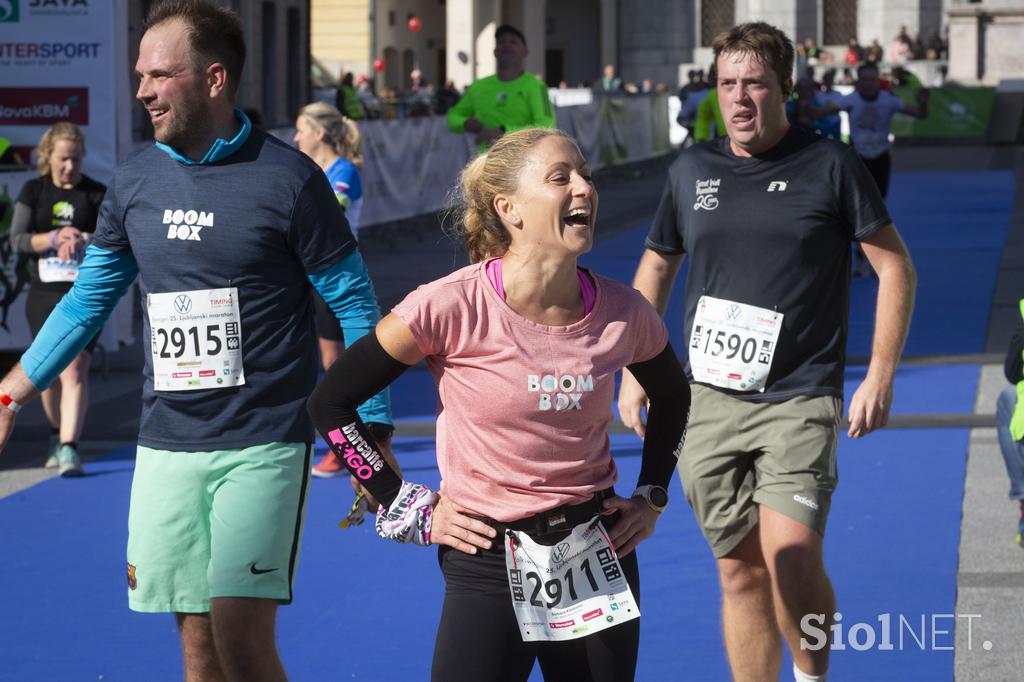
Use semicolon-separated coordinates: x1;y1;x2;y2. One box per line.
298;101;363;167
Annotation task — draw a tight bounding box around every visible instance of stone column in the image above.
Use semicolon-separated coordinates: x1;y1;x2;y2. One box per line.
520;0;547;79
947;5;982;83
445;0;501;87
600;0;618;71
473;0;501;79
446;0;477;88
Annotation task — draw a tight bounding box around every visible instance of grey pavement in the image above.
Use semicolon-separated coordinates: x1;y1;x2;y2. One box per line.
0;142;1022;680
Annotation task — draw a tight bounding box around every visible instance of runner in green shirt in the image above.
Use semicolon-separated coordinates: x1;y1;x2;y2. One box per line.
446;25;555;151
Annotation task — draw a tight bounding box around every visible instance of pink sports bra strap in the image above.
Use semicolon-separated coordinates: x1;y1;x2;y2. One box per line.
485;258;595;317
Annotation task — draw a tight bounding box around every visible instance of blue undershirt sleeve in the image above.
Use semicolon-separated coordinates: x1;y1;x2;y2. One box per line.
307;250;392;426
21;244;139;390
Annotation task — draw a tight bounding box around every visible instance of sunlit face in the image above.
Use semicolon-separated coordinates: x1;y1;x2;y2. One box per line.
495;32;527;70
504;136;598;258
135;19;210;152
49;139;83;188
293;115;326;157
717;51;790;157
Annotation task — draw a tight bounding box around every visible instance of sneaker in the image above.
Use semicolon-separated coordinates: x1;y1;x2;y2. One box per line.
43;433;60;468
311;451;345;478
56;444;85;478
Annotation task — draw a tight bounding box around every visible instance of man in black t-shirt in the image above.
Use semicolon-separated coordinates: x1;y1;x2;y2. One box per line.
618;22;917;682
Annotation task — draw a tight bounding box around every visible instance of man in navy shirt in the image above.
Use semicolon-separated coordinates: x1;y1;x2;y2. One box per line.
618;22;916;682
0;1;392;678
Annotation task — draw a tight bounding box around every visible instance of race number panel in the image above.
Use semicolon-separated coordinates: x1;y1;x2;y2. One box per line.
37;256;80;283
148;287;245;391
505;516;639;642
689;295;783;392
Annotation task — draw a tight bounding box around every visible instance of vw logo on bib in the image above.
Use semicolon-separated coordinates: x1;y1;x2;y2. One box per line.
174;295;193;314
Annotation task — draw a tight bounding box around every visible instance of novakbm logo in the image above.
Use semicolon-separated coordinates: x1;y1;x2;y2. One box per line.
0;1;19;22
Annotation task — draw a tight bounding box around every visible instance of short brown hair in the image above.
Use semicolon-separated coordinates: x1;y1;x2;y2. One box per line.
145;0;246;100
712;22;794;95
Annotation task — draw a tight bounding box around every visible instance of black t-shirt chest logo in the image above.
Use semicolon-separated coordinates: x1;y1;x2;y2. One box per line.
693;178;721;211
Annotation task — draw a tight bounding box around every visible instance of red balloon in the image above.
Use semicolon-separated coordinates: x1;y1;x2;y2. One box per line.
372;57;385;73
407;16;422;32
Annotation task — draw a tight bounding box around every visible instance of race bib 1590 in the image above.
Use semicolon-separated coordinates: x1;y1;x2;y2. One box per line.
689;295;783;392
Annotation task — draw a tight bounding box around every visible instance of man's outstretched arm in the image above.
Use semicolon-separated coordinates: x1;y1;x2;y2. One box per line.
0;245;138;453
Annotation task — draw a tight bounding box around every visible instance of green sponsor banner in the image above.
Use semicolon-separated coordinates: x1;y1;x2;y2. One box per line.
890;86;995;138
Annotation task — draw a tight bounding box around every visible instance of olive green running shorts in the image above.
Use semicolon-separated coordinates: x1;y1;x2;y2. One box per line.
126;442;312;613
678;384;841;558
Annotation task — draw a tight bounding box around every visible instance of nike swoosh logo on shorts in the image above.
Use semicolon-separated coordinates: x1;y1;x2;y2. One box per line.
250;564;279;575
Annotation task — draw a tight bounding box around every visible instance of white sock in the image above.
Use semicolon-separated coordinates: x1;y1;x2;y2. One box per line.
793;663;828;682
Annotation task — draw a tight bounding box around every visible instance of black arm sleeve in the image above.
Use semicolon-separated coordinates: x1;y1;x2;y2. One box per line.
307;331;411;508
1006;318;1024;385
625;342;691;490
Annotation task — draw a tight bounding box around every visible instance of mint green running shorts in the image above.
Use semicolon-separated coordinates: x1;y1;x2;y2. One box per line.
126;442;312;613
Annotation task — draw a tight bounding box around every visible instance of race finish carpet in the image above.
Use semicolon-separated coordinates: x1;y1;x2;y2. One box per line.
0;170;1013;680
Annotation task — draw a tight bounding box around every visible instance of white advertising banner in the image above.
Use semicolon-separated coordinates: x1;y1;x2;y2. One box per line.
0;0;132;351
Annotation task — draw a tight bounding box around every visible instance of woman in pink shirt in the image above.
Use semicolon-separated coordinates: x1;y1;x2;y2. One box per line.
307;128;690;681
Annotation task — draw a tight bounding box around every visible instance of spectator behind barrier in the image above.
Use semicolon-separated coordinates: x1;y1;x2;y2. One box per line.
845;36;864;65
693;64;724;143
596;64;623;92
445;24;554;152
336;72;365;120
434;80;461;115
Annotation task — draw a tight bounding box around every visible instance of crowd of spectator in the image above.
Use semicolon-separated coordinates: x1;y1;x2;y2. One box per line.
320;25;947;123
800;27;947;68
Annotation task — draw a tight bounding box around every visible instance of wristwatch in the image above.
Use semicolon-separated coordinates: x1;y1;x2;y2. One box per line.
632;485;669;513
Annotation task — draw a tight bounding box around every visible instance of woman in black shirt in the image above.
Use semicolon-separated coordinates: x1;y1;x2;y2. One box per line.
9;122;105;476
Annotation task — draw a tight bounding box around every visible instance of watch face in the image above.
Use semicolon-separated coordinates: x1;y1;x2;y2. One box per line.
649;487;669;508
